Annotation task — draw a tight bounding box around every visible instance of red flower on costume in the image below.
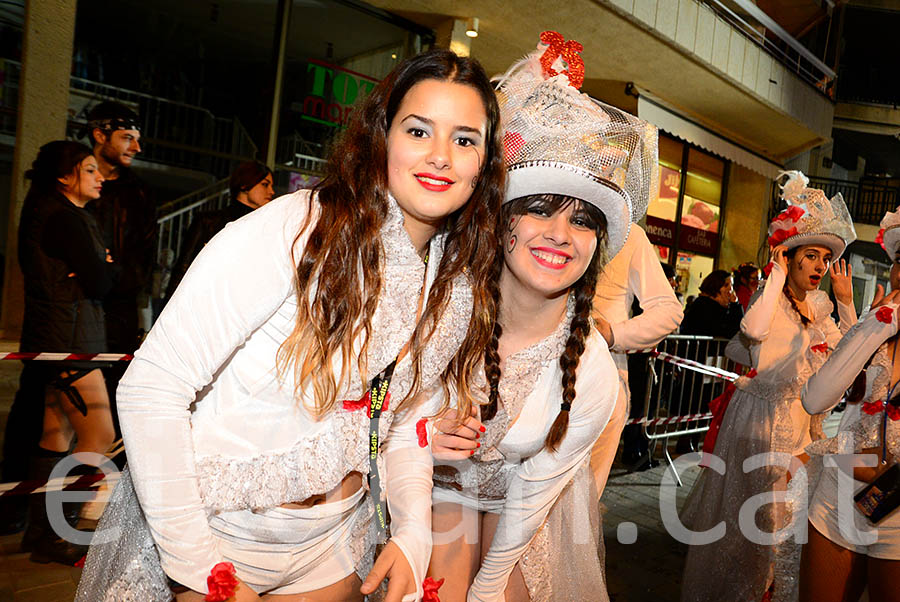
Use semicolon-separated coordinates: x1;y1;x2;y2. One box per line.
342;391;390;417
876;228;886;250
416;418;429;448
762;262;774;278
768;226;799;247
746;369;758;379
74;555;86;568
423;577;445;602
888;404;900;421
876;306;894;324
863;400;885;415
772;206;805;224
205;562;238;602
810;343;829;353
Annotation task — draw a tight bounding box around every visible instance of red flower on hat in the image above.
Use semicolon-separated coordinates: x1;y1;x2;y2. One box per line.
810;343;829;353
416;418;429;448
772;205;805;224
503;131;525;162
423;577;445;602
768;226;799;247
875;228;886;250
863;400;885;415
876;306;894;324
205;562;238;602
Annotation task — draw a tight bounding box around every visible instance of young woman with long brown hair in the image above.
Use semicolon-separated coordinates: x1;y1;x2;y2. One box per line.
422;36;658;601
76;49;504;602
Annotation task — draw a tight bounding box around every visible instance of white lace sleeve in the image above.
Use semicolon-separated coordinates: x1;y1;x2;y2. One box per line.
741;264;786;341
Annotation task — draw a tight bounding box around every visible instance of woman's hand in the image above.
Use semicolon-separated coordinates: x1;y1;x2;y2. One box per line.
361;540;416;602
829;259;853;305
771;245;789;274
431;407;484;461
871;285;900;309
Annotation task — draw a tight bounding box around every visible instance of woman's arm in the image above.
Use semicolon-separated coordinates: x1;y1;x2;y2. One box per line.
605;227;683;351
802;299;899;415
468;338;617;602
117;193;314;592
741;261;787;341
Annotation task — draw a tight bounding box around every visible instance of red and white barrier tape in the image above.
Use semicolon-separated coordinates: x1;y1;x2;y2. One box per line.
625;412;715;426
0;472;120;497
0;352;132;361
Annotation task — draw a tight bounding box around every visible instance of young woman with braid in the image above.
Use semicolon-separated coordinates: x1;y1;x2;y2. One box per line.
680;171;857;602
421;35;658;602
75;49;505;602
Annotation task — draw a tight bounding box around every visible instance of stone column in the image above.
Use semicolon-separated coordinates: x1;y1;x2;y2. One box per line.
1;0;77;339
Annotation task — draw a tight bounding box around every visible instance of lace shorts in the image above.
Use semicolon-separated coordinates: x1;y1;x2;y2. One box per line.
809;466;900;560
208;487;369;594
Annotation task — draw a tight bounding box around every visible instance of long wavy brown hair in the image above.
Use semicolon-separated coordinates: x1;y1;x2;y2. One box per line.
476;194;609;452
277;49;504;416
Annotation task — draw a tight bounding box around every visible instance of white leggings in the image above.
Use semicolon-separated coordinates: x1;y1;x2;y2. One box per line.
208;487;369;594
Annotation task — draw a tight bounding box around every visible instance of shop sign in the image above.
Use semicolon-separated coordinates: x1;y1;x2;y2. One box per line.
645;215;676;246
679;223;718;254
295;59;378;128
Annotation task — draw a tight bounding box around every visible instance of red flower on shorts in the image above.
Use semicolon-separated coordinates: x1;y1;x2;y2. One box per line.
862;400;885;415
810;343;829;353
416;418;429;448
423;577;445;602
205;562;239;602
888;404;900;421
768;226;799;247
876;306;894;324
876;228;886;250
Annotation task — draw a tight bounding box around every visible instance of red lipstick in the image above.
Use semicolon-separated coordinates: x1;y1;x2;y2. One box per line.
414;172;454;192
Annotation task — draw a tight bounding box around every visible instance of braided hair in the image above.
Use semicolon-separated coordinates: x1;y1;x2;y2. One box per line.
480;193;609;451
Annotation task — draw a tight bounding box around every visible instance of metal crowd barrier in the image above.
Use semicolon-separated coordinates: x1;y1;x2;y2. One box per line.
634;334;740;485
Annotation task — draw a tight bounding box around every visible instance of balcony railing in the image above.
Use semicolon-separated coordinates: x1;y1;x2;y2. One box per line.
770;175;900;227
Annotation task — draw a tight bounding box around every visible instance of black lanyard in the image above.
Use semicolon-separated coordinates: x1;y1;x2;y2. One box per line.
367;359;395;539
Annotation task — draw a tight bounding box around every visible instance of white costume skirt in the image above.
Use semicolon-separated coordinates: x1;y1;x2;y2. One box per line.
74;468;376;601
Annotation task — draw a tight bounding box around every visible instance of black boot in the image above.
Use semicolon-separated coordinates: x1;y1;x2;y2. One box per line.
21;449;90;565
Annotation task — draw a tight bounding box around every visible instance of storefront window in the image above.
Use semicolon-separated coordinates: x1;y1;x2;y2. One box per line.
677;251;715;301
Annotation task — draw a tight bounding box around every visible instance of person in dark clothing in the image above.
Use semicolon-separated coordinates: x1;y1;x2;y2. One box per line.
681;269;743;338
83;101;156;354
622;262;681;471
165;161;273;300
17;141;120;565
675;269;743;453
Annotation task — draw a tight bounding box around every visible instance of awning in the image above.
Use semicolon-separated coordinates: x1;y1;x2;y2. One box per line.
637;95;783;180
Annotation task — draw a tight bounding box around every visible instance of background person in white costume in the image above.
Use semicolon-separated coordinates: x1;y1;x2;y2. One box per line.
680;171;857;602
424;32;657;602
800;205;900;602
74;49;507;602
590;222;683;488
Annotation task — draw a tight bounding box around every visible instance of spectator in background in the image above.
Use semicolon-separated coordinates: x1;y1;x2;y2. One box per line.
733;262;761;310
18;141;119;565
681;269;743;338
165;161;274;300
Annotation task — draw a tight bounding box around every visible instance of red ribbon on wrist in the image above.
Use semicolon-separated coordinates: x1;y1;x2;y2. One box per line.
423;577;445;602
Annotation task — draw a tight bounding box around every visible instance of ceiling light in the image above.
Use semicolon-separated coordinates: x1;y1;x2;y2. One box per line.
465;17;479;38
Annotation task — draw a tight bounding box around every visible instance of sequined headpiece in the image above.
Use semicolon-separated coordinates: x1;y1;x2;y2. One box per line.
878;206;900;261
494;31;659;257
767;171;856;260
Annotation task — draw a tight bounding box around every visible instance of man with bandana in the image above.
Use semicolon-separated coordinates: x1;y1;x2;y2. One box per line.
83;102;157;445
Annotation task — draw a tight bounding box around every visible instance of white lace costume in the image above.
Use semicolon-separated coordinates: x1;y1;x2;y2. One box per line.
433;302;618;602
589;224;683;491
75;191;472;601
804;303;900;559
680;262;856;602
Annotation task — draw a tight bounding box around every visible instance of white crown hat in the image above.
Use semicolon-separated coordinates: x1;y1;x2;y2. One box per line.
879;206;900;261
767;171;857;260
494;31;659;258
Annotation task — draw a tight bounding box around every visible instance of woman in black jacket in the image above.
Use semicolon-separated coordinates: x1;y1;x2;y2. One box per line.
18;140;119;564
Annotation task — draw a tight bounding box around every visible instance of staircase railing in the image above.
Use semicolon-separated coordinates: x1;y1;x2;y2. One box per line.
769;175;900;226
157;179;231;264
